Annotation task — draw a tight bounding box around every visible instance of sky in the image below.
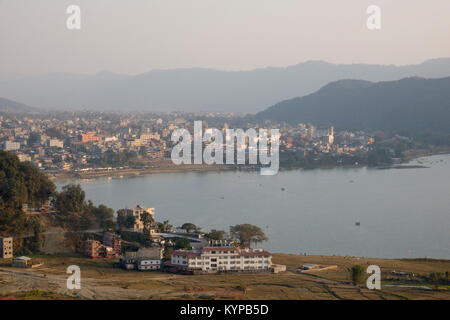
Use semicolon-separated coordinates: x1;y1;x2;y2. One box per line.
0;0;449;75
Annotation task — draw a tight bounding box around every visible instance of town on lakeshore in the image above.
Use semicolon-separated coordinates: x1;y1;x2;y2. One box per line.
0;111;436;179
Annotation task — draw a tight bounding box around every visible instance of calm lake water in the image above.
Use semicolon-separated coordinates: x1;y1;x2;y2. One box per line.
56;154;450;259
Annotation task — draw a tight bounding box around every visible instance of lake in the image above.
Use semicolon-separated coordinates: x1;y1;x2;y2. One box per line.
56;154;450;259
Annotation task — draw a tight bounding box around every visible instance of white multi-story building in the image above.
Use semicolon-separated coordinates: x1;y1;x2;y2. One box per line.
117;205;155;233
137;258;161;270
48;138;64;148
3;140;20;151
140;133;160;143
169;246;272;273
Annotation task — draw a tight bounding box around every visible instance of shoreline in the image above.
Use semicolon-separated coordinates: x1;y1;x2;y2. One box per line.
48;148;450;181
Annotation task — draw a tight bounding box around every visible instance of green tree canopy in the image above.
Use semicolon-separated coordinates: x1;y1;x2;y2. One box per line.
91;204;115;230
54;184;86;214
0;151;55;253
141;211;154;234
181;223;197;233
157;220;173;233
229;224;268;248
125;215;136;229
174;238;191;250
206;229;227;241
0;150;55;208
350;265;366;286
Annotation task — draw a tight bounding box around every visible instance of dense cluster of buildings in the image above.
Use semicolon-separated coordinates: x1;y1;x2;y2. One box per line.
279;123;375;158
0;111;378;173
0;112;173;172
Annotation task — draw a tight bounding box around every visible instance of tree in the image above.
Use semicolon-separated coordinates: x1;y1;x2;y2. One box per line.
174;238;191;250
229;224;268;248
163;247;174;260
54;184;86;214
157;220;173;233
139;146;148;158
181;223;197;233
0;150;55;208
350;265;365;285
125;215;136;229
91;204;115;230
54;184;114;234
117;210;127;230
23;216;44;253
206;229;227;241
0;151;54;253
141;211;154;234
430;272;442;291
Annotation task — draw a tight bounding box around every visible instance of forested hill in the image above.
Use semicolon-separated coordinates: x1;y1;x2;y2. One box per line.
0;151;114;254
0;151;55;252
256;77;450;134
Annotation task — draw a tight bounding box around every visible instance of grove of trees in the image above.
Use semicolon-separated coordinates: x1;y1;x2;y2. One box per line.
0;150;115;254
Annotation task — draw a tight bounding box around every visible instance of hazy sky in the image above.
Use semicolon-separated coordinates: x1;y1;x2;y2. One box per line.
1;0;449;74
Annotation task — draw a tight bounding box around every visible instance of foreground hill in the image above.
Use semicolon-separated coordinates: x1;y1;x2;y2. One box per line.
1;58;450;112
256;77;450;134
0;97;35;113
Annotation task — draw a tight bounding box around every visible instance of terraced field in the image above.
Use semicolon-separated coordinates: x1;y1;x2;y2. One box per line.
0;254;449;300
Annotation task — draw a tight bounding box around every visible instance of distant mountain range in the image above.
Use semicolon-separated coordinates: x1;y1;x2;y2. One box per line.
1;58;450;112
0;97;35;113
256;77;450;134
